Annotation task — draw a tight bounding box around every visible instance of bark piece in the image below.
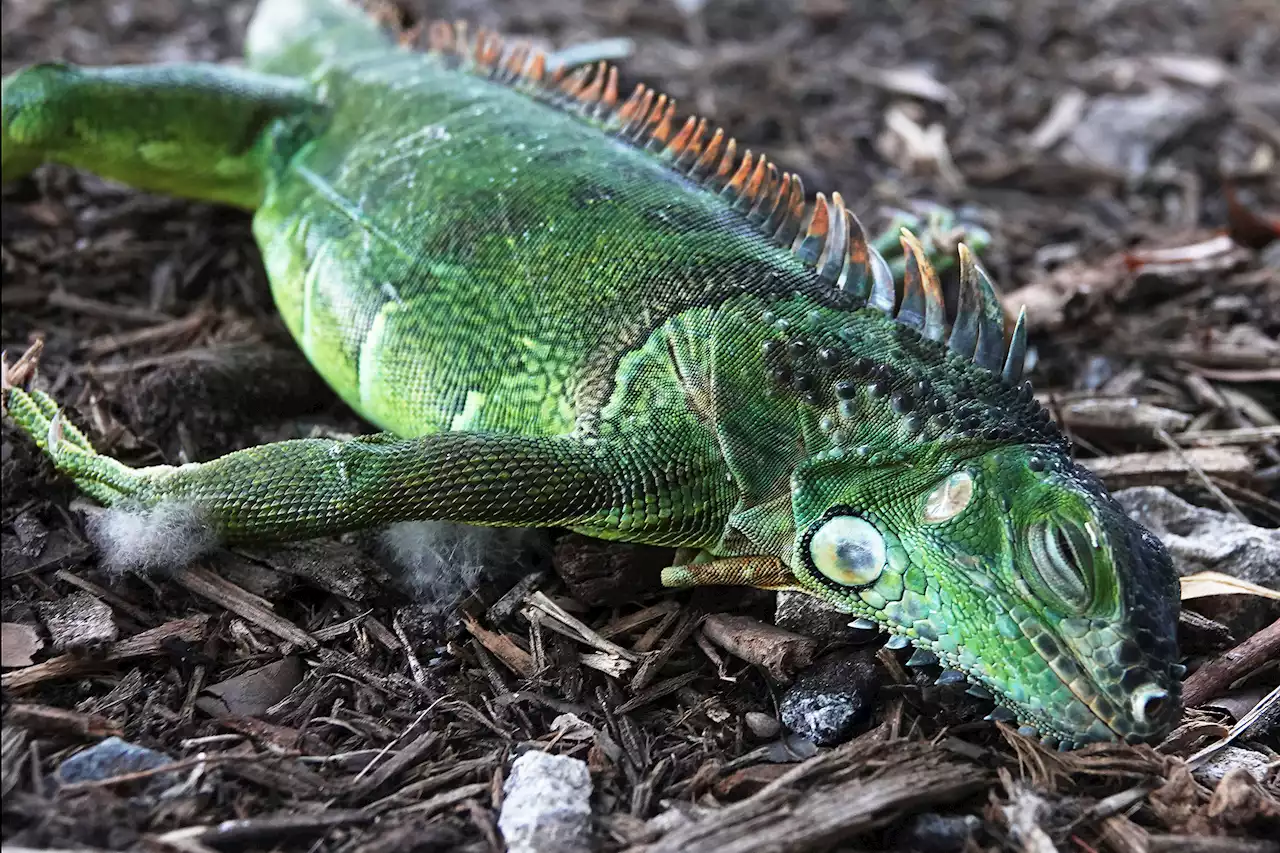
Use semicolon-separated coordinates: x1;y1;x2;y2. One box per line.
701;614;818;684
36;591;118;652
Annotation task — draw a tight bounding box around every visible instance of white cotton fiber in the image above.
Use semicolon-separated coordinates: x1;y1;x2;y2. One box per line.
378;520;540;609
85;502;217;575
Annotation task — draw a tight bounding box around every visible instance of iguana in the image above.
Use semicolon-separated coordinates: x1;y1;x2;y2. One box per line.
0;0;1182;748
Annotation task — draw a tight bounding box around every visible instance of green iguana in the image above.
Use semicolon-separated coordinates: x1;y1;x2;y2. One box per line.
1;0;1182;748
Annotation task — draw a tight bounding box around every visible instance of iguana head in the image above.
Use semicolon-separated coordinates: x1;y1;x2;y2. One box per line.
789;438;1182;748
764;228;1183;748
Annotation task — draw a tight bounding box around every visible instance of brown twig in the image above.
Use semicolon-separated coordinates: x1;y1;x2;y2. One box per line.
2;338;45;391
700;613;817;684
1182;617;1280;708
1154;428;1248;521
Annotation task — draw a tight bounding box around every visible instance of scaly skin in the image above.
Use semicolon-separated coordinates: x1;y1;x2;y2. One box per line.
1;0;1181;747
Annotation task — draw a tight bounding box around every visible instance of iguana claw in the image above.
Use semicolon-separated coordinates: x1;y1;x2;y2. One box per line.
5;365;151;507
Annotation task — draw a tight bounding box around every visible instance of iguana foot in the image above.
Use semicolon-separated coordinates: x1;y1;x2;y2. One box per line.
875;200;992;279
5;383;161;508
3;341;165;509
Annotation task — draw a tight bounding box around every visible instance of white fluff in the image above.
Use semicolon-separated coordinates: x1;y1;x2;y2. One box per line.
85;503;217;575
378;520;540;609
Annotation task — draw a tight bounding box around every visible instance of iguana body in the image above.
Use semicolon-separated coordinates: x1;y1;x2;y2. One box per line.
1;0;1181;747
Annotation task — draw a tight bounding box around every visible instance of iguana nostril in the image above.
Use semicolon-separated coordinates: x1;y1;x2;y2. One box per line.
1133;685;1169;723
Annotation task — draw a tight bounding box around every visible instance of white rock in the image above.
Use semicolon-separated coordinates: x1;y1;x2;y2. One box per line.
499;750;594;853
1191;746;1271;785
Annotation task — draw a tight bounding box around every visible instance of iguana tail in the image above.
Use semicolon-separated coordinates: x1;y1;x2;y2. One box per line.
0;0;348;207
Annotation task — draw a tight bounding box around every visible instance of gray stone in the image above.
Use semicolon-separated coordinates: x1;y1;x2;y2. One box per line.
1191;746;1270;785
57;737;174;792
779;648;880;746
1116;486;1279;588
743;711;781;739
499;750;594;853
893;812;982;853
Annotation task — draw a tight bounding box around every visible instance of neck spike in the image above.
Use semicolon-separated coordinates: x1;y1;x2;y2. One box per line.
406;19;1031;386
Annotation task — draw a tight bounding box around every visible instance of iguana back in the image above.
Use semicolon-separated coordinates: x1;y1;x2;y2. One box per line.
249;0;858;440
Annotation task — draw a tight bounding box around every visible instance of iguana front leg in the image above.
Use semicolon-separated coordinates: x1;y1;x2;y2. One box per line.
6;385;727;567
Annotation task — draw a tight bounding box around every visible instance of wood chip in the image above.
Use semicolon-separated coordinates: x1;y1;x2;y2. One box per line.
1182;618;1280;708
1056;397;1193;435
1079;447;1255;488
347;731;440;804
6;703;121;739
625;740;988;853
1174;425;1280;448
390;781;490;817
463;613;534;678
522;590;639;662
616;671;700;715
0;623;43;668
35;590;118;652
630;607;699;691
173;564;316;650
1;616;208;691
83;305;212;359
598;600;680;640
47;290;174;325
701;614;817;684
158;809;375;848
196;656;305;718
53;569;157;626
1180;571;1280;601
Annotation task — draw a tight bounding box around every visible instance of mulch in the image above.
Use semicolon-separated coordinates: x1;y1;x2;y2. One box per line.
1;0;1277;850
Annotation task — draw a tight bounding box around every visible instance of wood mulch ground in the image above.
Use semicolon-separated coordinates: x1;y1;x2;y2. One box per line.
2;0;1277;850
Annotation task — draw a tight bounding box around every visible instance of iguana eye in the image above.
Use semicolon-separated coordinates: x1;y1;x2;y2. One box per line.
808;515;885;587
923;471;973;523
1024;520;1095;613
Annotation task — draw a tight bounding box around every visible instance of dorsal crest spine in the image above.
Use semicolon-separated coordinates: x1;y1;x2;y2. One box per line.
413;20;1027;385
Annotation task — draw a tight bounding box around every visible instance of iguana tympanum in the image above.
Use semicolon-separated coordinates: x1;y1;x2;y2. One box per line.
1;0;1182;747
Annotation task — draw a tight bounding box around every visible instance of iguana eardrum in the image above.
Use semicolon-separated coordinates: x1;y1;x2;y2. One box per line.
1;0;1182;748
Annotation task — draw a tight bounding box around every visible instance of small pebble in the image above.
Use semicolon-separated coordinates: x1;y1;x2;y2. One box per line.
56;737;174;792
499;750;594;853
744;711;781;739
779;647;880;746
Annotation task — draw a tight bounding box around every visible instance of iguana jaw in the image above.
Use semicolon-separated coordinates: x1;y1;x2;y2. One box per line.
791;558;1180;749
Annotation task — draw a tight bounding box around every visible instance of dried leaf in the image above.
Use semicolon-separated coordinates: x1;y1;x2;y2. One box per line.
1180;571;1280;601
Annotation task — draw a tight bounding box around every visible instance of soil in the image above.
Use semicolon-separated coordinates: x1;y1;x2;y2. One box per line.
2;0;1278;851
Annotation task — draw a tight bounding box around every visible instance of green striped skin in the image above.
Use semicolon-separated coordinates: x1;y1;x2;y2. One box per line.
1;0;1181;747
